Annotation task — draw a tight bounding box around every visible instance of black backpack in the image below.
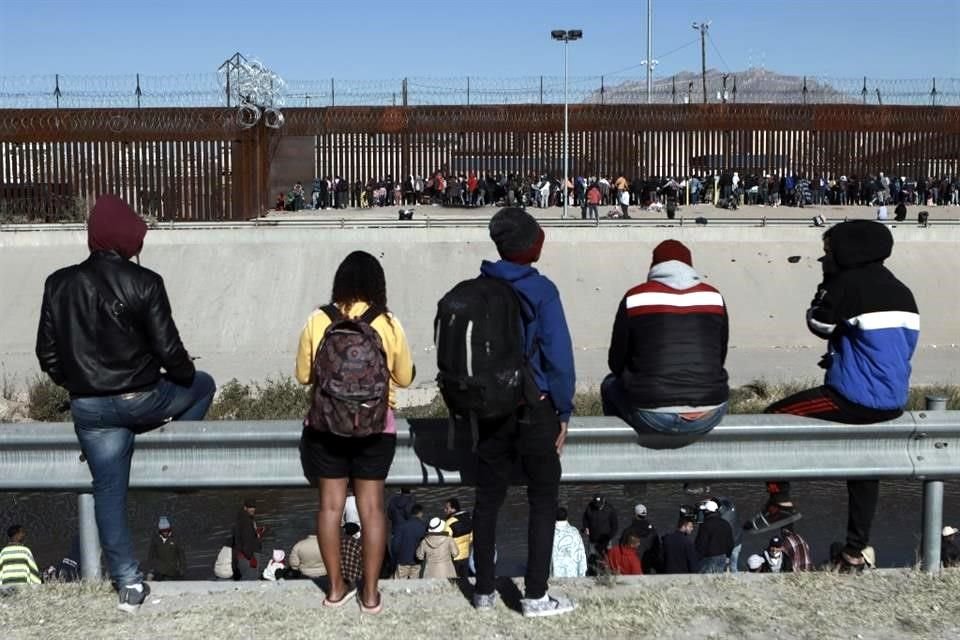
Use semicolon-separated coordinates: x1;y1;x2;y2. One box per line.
435;277;532;445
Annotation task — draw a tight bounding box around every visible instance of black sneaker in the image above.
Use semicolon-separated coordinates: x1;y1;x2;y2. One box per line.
743;504;802;534
117;582;151;614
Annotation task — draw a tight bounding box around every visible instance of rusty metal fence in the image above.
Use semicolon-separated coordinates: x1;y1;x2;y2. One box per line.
2;104;958;221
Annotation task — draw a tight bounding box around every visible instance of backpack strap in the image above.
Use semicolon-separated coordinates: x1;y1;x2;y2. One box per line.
359;305;385;325
447;411;480;452
321;304;344;323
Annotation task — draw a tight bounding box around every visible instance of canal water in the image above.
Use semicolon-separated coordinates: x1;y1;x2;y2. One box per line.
3;480;959;578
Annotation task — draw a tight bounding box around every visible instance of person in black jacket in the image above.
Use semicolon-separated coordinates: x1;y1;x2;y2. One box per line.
695;500;734;573
35;194;216;613
602;240;729;449
146;516;186;581
661;517;700;574
760;536;793;573
583;496;619;558
232;500;264;580
618;503;662;574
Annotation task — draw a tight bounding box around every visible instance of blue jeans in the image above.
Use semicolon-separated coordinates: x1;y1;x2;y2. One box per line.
71;372;216;587
729;543;742;573
700;555;728;573
601;375;726;449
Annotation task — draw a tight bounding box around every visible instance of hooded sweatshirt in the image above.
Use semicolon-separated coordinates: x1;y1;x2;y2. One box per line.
608;260;729;409
807;221;919;410
479;260;575;421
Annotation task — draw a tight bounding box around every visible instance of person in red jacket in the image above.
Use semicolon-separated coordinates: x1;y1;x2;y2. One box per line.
605;532;644;575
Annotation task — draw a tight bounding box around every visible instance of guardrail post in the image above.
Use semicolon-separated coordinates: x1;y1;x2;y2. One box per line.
78;493;102;581
921;395;947;574
922;480;944;574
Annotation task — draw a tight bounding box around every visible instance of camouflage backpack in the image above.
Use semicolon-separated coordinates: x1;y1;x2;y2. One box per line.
305;305;389;437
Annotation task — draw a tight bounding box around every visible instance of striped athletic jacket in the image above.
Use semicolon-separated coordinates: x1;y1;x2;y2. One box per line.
808;221;919;410
0;543;42;585
608;260;729;409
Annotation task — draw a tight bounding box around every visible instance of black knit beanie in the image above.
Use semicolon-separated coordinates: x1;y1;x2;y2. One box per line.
489;207;545;264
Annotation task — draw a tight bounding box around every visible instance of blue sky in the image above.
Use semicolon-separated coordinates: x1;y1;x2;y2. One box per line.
1;0;958;80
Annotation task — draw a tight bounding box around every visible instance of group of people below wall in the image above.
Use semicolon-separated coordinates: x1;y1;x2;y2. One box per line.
272;170;960;213
32;194;919;616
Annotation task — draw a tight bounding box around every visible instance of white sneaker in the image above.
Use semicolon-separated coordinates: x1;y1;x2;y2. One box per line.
520;593;575;618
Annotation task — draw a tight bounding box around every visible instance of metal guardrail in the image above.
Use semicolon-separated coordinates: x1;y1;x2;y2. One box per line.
3;216;958;233
1;408;956;578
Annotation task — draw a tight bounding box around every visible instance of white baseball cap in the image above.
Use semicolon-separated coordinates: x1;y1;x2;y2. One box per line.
943;526;959;537
634;504;647;517
700;500;719;513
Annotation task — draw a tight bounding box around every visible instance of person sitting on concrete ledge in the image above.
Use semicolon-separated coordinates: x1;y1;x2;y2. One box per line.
602;239;729;449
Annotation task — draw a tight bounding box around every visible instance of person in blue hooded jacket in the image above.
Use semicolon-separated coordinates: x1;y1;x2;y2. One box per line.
470;207;576;618
745;220;919;572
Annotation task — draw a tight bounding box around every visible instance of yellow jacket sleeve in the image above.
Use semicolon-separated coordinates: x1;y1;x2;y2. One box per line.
295;319;316;385
384;314;415;389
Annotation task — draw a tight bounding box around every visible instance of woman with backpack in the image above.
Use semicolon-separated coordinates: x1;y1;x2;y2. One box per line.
295;250;415;614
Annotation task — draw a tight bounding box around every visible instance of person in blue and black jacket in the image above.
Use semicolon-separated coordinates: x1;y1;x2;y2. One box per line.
745;220;919;572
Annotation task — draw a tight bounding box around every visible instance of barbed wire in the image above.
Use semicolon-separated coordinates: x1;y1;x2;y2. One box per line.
0;73;956;108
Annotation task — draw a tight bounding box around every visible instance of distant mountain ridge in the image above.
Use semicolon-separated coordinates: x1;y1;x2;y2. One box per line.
589;67;850;104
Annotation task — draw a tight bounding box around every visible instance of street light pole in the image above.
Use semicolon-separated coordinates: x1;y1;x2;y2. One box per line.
563;39;569;220
646;0;653;103
552;29;582;220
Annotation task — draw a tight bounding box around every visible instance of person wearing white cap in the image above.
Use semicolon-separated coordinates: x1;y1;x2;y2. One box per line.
618;504;661;574
746;554;765;572
146;516;186;581
942;526;960;568
695;500;734;573
416;517;459;579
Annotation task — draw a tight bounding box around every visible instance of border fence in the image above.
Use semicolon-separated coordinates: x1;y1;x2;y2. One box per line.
1;74;958;108
2;103;959;221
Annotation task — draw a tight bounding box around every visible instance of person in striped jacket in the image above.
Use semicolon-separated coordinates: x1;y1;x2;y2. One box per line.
748;220;919;572
602;240;729;449
0;525;42;586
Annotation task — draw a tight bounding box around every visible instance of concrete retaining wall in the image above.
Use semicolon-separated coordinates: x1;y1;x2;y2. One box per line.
2;225;957;399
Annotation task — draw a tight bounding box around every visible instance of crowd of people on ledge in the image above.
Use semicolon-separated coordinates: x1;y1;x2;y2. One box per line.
21;192;928;617
273;170;960;216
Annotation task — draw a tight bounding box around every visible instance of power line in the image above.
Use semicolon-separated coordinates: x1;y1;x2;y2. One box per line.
600;38;699;77
707;32;731;73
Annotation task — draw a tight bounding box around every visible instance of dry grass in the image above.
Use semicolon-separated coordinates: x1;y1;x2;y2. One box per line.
14;376;960;423
1;571;959;640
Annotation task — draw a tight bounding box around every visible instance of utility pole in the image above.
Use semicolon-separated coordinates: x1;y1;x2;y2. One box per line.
645;0;654;103
692;21;711;103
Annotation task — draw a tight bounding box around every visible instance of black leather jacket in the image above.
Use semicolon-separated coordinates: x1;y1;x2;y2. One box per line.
35;251;195;396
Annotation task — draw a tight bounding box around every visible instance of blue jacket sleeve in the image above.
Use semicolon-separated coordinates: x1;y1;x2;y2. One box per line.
538;284;576;422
